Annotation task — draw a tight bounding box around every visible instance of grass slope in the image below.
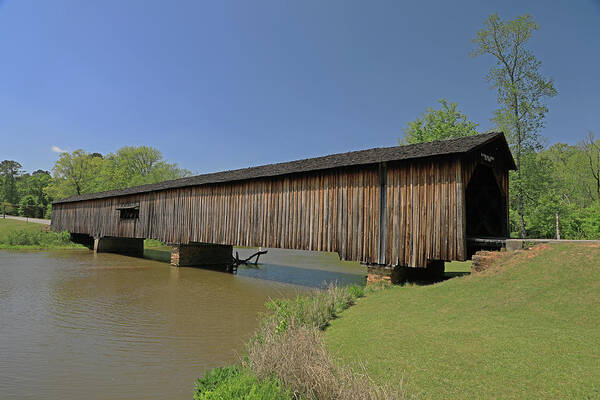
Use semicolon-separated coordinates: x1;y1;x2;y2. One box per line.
0;218;45;240
0;219;84;249
326;244;600;399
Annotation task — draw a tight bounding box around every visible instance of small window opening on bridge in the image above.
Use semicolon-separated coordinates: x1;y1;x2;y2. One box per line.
116;205;139;220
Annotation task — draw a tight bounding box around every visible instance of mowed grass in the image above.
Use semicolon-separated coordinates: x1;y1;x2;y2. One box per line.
326;243;600;399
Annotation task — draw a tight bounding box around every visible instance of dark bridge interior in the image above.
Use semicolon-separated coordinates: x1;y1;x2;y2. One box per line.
465;165;507;256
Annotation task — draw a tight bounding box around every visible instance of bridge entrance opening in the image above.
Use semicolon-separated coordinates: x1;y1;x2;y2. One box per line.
465;164;506;240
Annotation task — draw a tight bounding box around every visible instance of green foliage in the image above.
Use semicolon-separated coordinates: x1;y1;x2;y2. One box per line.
0;229;79;249
45;150;106;199
402;99;478;144
143;238;164;247
100;146;191;190
45;147;191;200
472;13;557;238
44;204;52;219
506;141;600;240
193;366;291;400
0;160;23;205
1;202;19;216
18;194;42;218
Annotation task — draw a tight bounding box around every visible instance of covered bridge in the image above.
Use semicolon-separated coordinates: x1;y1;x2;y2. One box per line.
51;132;516;281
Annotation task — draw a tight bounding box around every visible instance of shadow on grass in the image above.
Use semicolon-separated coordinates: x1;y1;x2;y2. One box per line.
393;271;471;286
444;271;470;279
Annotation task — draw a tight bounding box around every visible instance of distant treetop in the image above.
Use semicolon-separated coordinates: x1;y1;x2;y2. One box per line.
401;99;479;145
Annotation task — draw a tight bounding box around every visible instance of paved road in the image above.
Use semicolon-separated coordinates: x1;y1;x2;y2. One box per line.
1;215;51;225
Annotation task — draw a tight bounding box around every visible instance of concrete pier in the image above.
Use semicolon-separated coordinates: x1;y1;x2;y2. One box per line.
170;242;233;267
94;236;144;257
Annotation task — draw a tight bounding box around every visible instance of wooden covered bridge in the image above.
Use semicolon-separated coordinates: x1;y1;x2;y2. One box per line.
51;132;516;282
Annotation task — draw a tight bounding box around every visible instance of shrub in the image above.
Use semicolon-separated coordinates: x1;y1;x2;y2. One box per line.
2;229;76;248
193;366;291;400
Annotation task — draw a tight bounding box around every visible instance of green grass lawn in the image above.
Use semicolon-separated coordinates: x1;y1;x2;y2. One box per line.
326;244;600;399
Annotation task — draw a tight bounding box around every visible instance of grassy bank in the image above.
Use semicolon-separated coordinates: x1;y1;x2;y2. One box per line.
194;283;407;400
0;219;84;249
326;243;600;399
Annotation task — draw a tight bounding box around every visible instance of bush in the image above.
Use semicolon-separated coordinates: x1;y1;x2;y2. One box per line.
193;366;291;400
2;229;75;248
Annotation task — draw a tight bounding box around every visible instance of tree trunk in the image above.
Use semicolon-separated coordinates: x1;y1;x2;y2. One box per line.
514;96;527;239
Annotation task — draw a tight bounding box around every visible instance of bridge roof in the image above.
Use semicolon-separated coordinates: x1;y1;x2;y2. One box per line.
54;132;515;204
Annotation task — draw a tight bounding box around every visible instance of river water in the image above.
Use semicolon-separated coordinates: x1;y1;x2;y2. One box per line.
0;248;365;400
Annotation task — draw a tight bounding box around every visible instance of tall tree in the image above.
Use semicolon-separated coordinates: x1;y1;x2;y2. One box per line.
472;13;557;238
46;150;104;198
401;99;479;144
46;146;191;200
581;132;600;202
0;160;23;205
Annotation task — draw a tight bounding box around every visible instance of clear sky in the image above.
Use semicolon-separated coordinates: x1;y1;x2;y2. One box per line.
1;0;599;174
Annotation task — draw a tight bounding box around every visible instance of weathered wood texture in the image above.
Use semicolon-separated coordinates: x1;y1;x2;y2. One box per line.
383;157;465;267
53;166;383;263
51;136;513;268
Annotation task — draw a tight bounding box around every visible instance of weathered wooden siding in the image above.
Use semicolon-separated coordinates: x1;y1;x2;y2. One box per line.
52;166;384;264
383;157;465;267
51;150;509;268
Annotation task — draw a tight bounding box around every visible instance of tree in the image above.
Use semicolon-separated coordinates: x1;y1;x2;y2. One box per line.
581;132;600;202
401;99;479;144
472;13;557;238
18;170;52;208
45;146;191;200
0;160;23;205
18;194;41;218
103;146;163;188
46;150;104;199
101;146;191;189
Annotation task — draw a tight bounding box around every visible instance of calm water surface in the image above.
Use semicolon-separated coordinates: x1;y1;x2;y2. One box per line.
0;248;365;400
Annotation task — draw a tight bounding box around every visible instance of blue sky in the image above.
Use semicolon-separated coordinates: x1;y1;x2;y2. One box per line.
0;0;598;174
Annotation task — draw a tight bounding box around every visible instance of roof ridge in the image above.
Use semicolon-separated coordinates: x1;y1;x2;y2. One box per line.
54;132;508;204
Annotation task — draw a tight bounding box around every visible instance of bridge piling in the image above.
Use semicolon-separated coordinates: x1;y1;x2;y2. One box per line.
170;243;233;268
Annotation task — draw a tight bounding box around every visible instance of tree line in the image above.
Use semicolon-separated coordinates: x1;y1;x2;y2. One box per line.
0;146;190;219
